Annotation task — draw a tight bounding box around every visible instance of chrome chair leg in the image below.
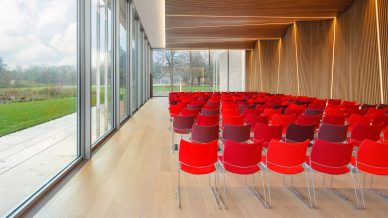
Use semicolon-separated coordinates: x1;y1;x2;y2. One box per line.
309;167;317;207
177;165;181;208
350;170;361;209
304;170;314;208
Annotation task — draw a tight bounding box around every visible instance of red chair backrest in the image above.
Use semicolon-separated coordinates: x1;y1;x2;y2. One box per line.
203;104;219;110
325;108;345;116
179;139;218;171
191;124;219;143
173;115;195;131
223;124;251;142
309;139;355;173
322;114;346;125
201;108;219;116
348;114;371;129
308;103;326;110
385;127;388;141
317;123;349;142
170;104;183;117
297;114;321;128
180;108;200;119
197;114;219;126
328;99;342;105
351;123;384;143
246;114;269;130
221;107;240;116
263;108;282;119
243;108;263;120
266;139;309;169
271;114;296;128
355;139;388;175
372;115;388;128
288;103;306;111
223;140;263;172
222;114;244;127
366;108;387;118
253;123;283;146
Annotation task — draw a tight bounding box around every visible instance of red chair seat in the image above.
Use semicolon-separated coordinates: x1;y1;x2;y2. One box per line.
351;156;388;175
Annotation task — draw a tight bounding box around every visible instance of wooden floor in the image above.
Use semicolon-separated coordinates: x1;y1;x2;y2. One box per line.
24;97;388;218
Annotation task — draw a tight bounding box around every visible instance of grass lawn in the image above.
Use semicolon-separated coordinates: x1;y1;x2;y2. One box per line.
153;85;215;92
0;97;76;137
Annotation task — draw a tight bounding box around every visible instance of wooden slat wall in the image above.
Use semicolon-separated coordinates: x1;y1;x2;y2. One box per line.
296;20;334;98
278;26;298;95
245;50;253;90
333;0;381;104
246;0;388;104
260;40;280;93
379;0;388;103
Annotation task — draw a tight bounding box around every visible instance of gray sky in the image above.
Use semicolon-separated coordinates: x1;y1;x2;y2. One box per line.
0;0;77;69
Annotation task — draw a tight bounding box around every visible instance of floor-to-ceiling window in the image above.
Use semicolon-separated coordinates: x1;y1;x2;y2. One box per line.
119;0;129;121
91;0;114;144
130;11;138;113
152;49;245;96
0;0;78;214
137;29;143;107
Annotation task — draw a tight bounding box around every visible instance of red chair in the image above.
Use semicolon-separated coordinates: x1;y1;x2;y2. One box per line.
253;123;283;147
172;115;195;152
246;114;269;131
222;114;244;127
308;103;326;110
306;139;363;208
221;107;240;116
177;139;221;208
169;104;183;119
191;124;219;143
263;139;313;208
271;114;296;133
218;140;268;208
285;124;315;143
349;123;384;146
263;108;282;119
366;108;387;118
328;99;342;105
384;127;388;142
187;104;202;110
203;104;219;110
288;103;306;111
325;108;346;117
197;114;219;126
304;108;324;116
317;123;349;142
180;108;200;120
353;139;388;176
243;108;263;120
201;108;219;116
348;114;372;130
297;114;321;129
222;124;251;142
372;115;388;128
322;114;346;125
284;108;304;118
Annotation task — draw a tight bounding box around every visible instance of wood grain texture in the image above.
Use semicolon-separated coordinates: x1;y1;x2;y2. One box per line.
277;25;299;95
165;0;355;49
378;0;388;103
260;40;280;93
23;98;388;218
333;0;381;104
296;20;334;98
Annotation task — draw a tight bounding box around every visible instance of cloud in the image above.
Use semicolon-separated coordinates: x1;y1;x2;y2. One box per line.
0;0;77;68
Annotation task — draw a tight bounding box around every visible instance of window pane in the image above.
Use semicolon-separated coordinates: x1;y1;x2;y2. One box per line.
0;0;78;214
191;50;210;91
172;51;190;92
152;49;171;96
229;50;245;91
119;0;128;121
131;14;138;112
91;0;114;144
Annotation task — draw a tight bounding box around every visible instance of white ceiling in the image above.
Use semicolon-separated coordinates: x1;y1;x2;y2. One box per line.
133;0;165;48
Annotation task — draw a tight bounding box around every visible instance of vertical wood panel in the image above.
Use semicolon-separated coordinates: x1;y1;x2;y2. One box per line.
245;50;253;91
260;40;280;93
278;25;298;95
296;20;334;98
333;0;381;104
378;0;388;103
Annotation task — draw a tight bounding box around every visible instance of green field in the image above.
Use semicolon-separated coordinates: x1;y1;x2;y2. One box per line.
153;85;217;92
0;97;76;136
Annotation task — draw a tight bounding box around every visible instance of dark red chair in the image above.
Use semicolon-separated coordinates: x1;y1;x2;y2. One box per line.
202;108;219;116
218;140;267;208
222;124;251;142
349;123;384;146
187;104;202;110
191;124;219;143
306;139;363;208
285;124;315;143
377;104;388;109
239;104;255;114
304;108;324;116
246;114;269;131
172;115;195;152
317;123;348;142
253;123;283;147
322;114;346;125
177;139;221;208
197;114;219;126
263;139;313;208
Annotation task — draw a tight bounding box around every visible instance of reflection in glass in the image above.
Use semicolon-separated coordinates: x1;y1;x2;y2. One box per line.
131;13;138;112
91;0;113;144
119;0;128;121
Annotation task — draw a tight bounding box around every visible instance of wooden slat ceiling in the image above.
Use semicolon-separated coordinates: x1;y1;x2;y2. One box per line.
165;0;355;49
